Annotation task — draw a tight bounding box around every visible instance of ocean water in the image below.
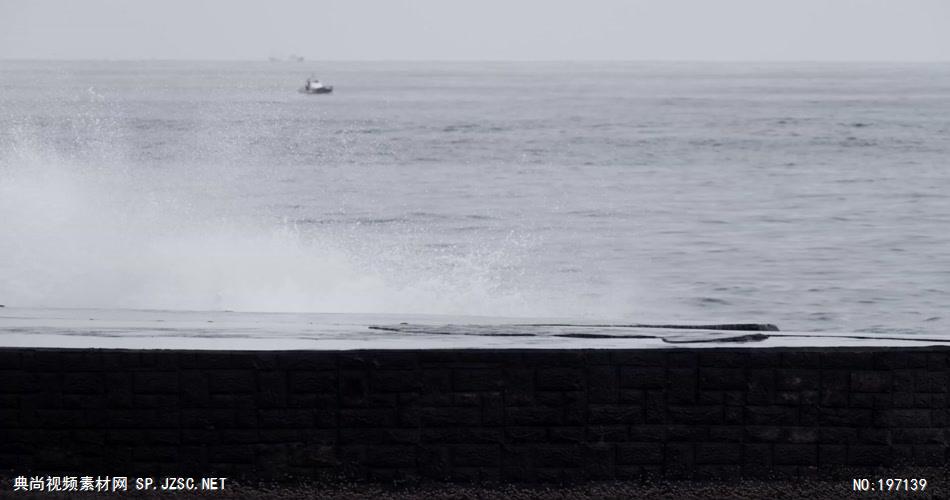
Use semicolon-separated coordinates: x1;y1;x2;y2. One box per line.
1;61;948;334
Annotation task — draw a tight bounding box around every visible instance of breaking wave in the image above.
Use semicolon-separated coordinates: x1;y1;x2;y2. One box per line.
0;141;545;317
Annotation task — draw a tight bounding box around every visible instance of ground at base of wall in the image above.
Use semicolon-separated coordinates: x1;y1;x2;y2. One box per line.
2;472;947;500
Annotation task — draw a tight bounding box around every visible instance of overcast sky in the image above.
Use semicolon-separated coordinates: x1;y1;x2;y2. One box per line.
1;0;947;61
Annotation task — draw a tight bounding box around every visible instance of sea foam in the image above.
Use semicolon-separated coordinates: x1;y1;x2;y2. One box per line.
0;142;544;317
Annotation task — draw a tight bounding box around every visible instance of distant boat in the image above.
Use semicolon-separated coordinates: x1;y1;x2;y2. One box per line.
300;78;333;94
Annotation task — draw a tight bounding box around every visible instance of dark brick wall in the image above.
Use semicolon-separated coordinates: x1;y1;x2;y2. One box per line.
1;347;949;481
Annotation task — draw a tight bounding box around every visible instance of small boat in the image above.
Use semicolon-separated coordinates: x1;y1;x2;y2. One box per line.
300;78;333;94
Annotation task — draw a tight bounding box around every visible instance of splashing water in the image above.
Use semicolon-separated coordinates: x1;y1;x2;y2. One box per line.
4;61;949;333
0;144;547;317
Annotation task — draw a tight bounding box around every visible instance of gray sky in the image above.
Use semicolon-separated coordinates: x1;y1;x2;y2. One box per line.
1;0;947;61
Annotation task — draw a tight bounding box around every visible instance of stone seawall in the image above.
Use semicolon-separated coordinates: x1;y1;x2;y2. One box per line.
1;347;948;482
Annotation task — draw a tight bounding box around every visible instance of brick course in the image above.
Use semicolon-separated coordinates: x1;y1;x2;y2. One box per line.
1;347;949;481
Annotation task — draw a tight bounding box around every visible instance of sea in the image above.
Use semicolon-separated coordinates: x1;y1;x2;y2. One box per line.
1;61;948;335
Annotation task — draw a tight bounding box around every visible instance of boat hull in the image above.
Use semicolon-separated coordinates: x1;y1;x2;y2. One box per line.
300;86;333;94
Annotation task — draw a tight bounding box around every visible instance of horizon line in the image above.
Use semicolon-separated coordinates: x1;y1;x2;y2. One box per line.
2;57;949;64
